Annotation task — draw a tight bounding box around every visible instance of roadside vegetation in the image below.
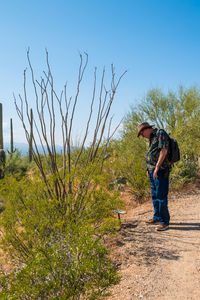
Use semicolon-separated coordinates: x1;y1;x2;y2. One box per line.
0;52;200;299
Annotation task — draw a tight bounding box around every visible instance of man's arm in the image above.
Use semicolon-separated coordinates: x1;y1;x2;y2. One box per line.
153;148;168;178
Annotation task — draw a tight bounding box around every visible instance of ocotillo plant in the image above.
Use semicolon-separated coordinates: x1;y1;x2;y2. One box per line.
0;103;3;149
10;118;14;154
29;108;33;163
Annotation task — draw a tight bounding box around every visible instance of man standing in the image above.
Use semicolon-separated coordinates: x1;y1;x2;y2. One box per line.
137;122;170;231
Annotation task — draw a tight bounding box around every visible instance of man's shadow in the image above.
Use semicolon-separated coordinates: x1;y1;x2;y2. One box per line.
169;222;200;230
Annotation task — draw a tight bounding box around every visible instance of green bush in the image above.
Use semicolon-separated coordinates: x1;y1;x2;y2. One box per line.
106;144;149;202
1;225;119;300
4;150;32;177
0;172;122;299
170;157;199;188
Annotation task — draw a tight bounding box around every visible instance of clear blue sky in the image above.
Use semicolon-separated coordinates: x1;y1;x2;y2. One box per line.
1;0;200;145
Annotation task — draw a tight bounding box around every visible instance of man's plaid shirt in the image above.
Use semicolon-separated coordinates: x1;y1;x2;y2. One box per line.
146;128;171;172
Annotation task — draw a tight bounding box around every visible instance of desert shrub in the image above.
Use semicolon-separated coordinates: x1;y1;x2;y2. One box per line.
105;140;149;203
0;173;122;299
170;157;199;188
4;150;32;177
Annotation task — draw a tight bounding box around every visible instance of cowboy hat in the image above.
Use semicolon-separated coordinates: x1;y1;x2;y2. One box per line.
137;122;154;137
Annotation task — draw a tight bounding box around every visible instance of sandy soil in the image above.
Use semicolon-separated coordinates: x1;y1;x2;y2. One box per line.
107;188;200;300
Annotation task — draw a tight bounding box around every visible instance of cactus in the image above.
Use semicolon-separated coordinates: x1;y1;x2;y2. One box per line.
29;108;33;163
7;118;16;156
0;104;5;178
0;103;3;149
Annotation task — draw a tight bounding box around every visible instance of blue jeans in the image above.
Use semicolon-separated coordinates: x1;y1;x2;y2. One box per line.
149;169;170;225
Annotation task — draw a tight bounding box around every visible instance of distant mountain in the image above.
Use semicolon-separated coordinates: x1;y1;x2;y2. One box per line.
4;142;63;156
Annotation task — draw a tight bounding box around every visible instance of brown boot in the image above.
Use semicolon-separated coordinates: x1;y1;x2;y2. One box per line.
156;224;169;231
145;219;160;225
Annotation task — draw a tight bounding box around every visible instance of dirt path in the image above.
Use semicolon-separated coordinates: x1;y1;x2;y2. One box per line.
107;189;200;300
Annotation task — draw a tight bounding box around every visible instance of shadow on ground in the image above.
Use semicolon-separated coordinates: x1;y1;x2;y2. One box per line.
113;220;180;266
169;222;200;231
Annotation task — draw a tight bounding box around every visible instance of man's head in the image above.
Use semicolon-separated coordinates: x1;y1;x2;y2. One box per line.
137;122;154;139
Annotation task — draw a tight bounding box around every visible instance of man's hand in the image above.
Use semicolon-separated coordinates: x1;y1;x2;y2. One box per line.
153;148;168;179
153;166;159;179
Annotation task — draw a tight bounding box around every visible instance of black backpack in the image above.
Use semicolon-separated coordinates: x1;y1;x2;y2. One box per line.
168;137;180;163
157;129;180;164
